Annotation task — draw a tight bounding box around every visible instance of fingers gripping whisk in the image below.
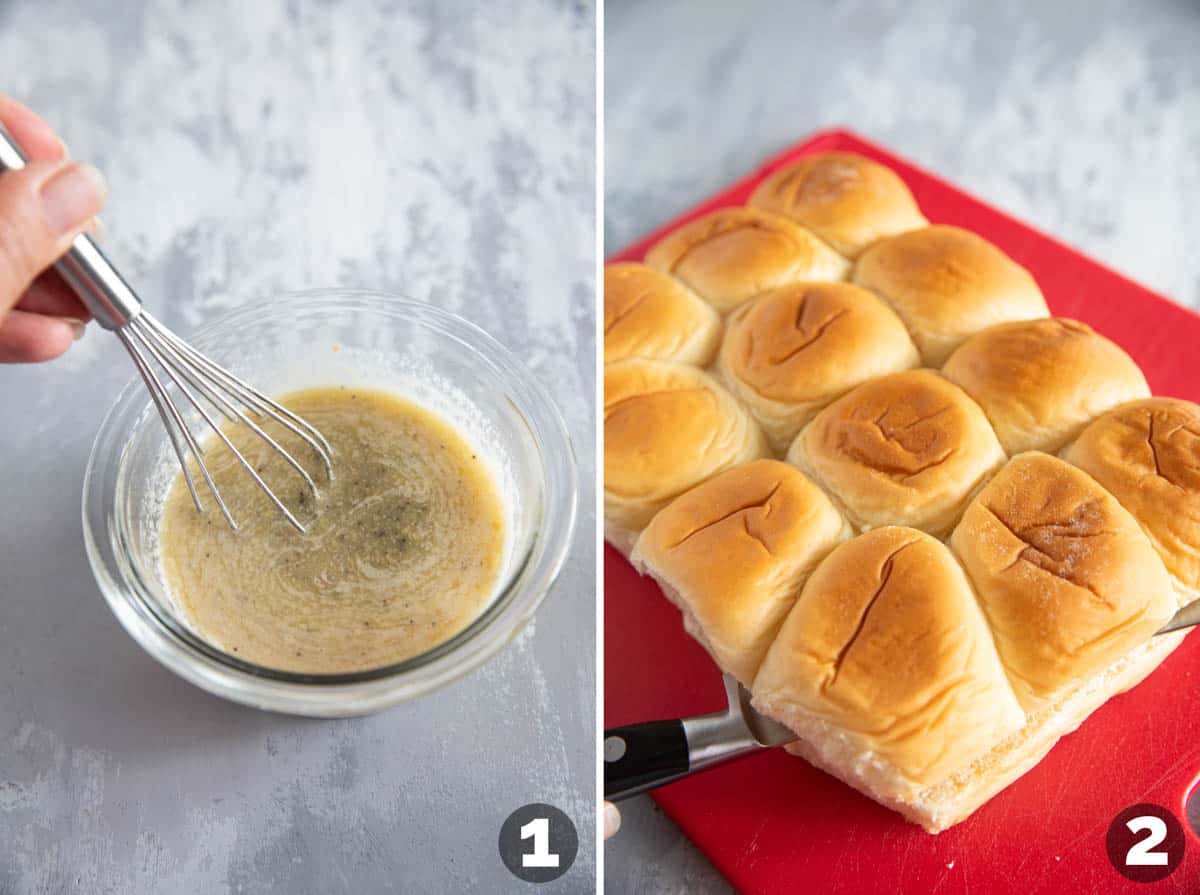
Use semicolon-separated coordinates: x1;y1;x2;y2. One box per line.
0;123;332;533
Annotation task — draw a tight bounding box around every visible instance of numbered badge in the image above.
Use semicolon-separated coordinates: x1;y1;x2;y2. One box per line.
1106;802;1186;883
499;802;579;883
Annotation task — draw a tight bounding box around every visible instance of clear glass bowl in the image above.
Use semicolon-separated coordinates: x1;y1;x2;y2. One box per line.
83;290;577;717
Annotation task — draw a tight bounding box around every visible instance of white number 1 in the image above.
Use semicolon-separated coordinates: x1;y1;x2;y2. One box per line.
520;817;560;868
1126;815;1169;866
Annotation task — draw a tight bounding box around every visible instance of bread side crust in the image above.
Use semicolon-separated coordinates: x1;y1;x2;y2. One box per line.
774;630;1186;833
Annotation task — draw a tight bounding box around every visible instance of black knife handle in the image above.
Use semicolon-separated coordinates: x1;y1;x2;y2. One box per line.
604;720;690;801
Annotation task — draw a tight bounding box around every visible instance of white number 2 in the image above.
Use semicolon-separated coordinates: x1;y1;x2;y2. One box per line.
1125;815;1169;867
520;817;560;868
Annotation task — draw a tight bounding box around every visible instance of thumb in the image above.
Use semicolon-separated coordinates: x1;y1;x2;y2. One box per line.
0;160;106;314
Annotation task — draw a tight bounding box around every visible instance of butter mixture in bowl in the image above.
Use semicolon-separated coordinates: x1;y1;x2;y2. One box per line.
160;386;506;675
84;291;576;716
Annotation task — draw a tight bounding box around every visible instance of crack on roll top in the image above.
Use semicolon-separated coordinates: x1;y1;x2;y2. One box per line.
983;499;1118;606
603;386;711;423
603;288;652;335
824;539;919;690
666;481;785;550
773;158;865;206
759;296;848;365
922;251;977;293
666;213;811;275
831;403;957;481
1050;318;1091;337
1143;410;1200;488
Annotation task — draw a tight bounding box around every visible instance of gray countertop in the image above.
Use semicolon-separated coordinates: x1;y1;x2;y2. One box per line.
604;0;1200;891
0;1;595;893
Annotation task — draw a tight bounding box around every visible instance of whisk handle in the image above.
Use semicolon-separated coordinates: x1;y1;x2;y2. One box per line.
0;123;142;330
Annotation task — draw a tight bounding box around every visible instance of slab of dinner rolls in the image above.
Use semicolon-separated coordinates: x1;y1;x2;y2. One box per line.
716;282;920;453
643;207;849;312
747;151;928;258
604;358;768;555
853;225;1049;366
1062;397;1200;602
751;527;1025;804
603;262;723;366
942;318;1150;455
949;452;1176;710
786;370;1006;537
803;627;1185;833
631;460;849;686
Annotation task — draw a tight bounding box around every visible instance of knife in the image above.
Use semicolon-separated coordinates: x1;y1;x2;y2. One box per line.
605;605;1200;801
1157;599;1200;635
604;673;796;801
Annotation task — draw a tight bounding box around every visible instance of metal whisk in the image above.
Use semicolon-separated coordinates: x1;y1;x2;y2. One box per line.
0;126;332;533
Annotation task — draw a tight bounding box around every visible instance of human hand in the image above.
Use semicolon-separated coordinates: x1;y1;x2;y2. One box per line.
0;95;106;362
603;801;621;839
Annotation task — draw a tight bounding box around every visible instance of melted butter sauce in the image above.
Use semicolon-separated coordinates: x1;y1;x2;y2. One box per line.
159;386;506;674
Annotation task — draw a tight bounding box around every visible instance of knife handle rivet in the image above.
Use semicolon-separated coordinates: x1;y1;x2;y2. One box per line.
604;735;627;762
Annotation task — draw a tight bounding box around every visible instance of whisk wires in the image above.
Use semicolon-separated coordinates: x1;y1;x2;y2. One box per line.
116;312;334;533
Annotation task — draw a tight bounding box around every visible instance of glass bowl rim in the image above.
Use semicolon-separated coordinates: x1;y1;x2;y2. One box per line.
81;288;578;715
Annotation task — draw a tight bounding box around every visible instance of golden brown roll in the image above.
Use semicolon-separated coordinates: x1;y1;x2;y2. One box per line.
752;527;1025;803
747;151;928;258
785;370;1006;537
603;262;723;366
604;359;768;555
1062;397;1200;602
631;460;849;686
783;628;1185;833
853;225;1049;366
949;452;1176;710
643;207;849;312
716;282;921;453
941;318;1150;455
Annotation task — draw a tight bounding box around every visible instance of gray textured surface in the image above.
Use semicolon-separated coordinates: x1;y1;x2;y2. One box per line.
0;1;595;893
604;1;1200;891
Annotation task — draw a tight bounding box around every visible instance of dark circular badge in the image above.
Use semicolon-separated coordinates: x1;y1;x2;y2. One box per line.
1105;802;1185;883
498;802;579;883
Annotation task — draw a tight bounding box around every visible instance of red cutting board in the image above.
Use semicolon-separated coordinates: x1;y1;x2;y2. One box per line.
605;128;1200;894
